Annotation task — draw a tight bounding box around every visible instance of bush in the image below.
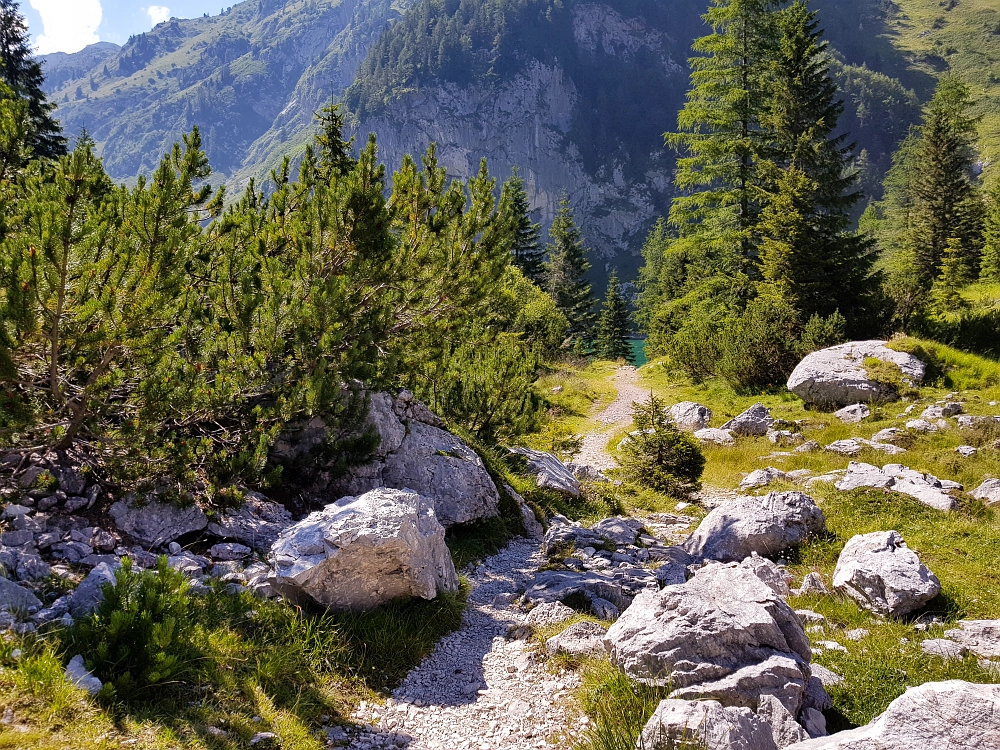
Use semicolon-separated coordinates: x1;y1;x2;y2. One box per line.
714;295;803;392
66;557;197;701
619;395;705;497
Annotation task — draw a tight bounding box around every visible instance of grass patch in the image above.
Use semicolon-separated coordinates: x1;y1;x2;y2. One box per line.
0;582;467;749
889;336;1000;391
576;660;670;750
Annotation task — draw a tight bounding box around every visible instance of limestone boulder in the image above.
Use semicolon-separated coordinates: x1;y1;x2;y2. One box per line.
943;620;1000;659
604;562;813;715
670;401;713;432
330;392;501;526
696;428;737;446
834;462;958;511
509;448;581;498
740;468;791;490
722;404;775;437
68;561;119;617
268;488;458;612
207;493;292;551
834;404;870;424
638;698;778;750
109;498;207;548
546;621;608;656
787;341;925;406
784;681;1000;750
832;531;940;616
972;479;1000;506
0;576;41;612
683;492;826;563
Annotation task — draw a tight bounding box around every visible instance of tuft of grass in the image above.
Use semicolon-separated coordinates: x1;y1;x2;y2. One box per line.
575;660;671;750
889;336;1000;392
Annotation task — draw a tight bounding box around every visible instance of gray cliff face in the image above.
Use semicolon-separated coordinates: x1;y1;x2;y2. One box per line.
353;4;689;268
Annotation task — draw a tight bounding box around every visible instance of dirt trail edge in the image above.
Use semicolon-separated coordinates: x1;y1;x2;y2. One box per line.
574;365;648;470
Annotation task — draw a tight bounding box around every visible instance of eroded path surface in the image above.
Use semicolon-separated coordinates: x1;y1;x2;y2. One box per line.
346;540;586;750
574;365;646;470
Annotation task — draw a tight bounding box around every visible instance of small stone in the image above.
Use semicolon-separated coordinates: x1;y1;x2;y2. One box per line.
249;732;278;746
835;403;871;424
844;628;869;641
65;654;102;696
921;638;967;660
956;445;977;457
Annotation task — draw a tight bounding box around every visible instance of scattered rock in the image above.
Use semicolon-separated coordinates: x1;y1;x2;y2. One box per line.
824;438;905;457
832;531;940;616
524;601;576;628
943;620;1000;659
740;468;792;490
68;561;119;617
65;654;102;696
833;462;958;511
591;517;645;547
921;403;963;419
695;428;737;446
787;341;925;406
809;664;843;688
768;430;805;446
269;488;458;612
109;498;207;548
207;495;292;551
0;576;42;612
722;403;775;437
783;680;1000;749
509;448;581;498
669;402;713;432
835;404;871;424
905;419;938;433
871;428;905;445
545;621;608;656
920;639;967;660
638;698;778;750
209;542;252;561
249;732;278;747
683;491;826;563
794;573;829;596
795;441;821;454
605;562;813;715
955;445;977;457
972;479;1000;506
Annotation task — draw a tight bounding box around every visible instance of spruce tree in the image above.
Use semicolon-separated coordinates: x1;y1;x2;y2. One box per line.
594;271;633;363
980;185;1000;282
497;167;544;284
757;1;879;330
666;0;784;269
930;238;971;314
314;102;356;180
0;0;65;158
543;194;596;338
906;77;983;286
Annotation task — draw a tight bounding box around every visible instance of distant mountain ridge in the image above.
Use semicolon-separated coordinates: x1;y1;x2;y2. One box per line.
38;0;998;275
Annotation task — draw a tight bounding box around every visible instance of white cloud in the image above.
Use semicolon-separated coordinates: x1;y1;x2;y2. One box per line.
147;5;171;27
30;0;102;55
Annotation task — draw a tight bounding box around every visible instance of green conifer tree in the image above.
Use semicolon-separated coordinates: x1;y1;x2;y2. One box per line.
981;185;1000;282
313;101;356;181
543;194;596;339
497;167;544;284
594;271;633;363
930;237;972;314
0;0;65;158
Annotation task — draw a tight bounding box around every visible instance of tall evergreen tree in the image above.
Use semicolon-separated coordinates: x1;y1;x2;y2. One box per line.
543;194;595;338
0;0;65;158
313;102;356;181
497;167;544;284
904;77;983;286
594;271;633;362
666;0;784;270
982;185;1000;282
756;1;880;330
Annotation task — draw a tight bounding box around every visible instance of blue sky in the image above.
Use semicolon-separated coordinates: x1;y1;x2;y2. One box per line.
22;0;222;54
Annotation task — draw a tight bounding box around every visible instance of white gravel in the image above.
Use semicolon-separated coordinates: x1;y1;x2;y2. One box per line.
343;539;587;749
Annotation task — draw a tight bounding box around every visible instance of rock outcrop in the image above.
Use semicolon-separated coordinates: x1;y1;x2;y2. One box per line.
787;341;925;406
832;531;940;616
509;448;582;498
834;462;959;511
545;621;608;656
942;620;1000;659
330;392;501;526
639;698;779;750
109;498;208;547
722;404;775;437
268;488;458;612
683;492;826;563
784;680;1000;749
206;494;292;551
972;479;1000;506
604;562;816;716
670;402;713;432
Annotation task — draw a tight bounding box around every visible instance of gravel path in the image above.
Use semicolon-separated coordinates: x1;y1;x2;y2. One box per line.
344;540;586;749
574;366;648;470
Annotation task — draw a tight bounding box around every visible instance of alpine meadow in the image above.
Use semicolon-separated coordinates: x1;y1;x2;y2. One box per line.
1;0;1000;749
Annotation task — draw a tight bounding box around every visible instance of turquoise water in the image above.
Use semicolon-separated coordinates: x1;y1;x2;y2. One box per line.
629;339;648;366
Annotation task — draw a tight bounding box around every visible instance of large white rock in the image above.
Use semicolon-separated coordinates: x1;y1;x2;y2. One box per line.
833;463;957;511
832;531;940;616
509;448;581;497
722;404;775;437
784;680;1000;749
330;392;501;526
943;620;1000;659
639;698;778;750
972;479;1000;506
604;562;814;715
268;488;458;612
670;401;713;432
787;341;925;406
109;499;207;548
683;492;827;563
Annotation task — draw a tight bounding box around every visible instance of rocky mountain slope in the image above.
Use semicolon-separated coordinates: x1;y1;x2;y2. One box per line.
39;0;998;275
